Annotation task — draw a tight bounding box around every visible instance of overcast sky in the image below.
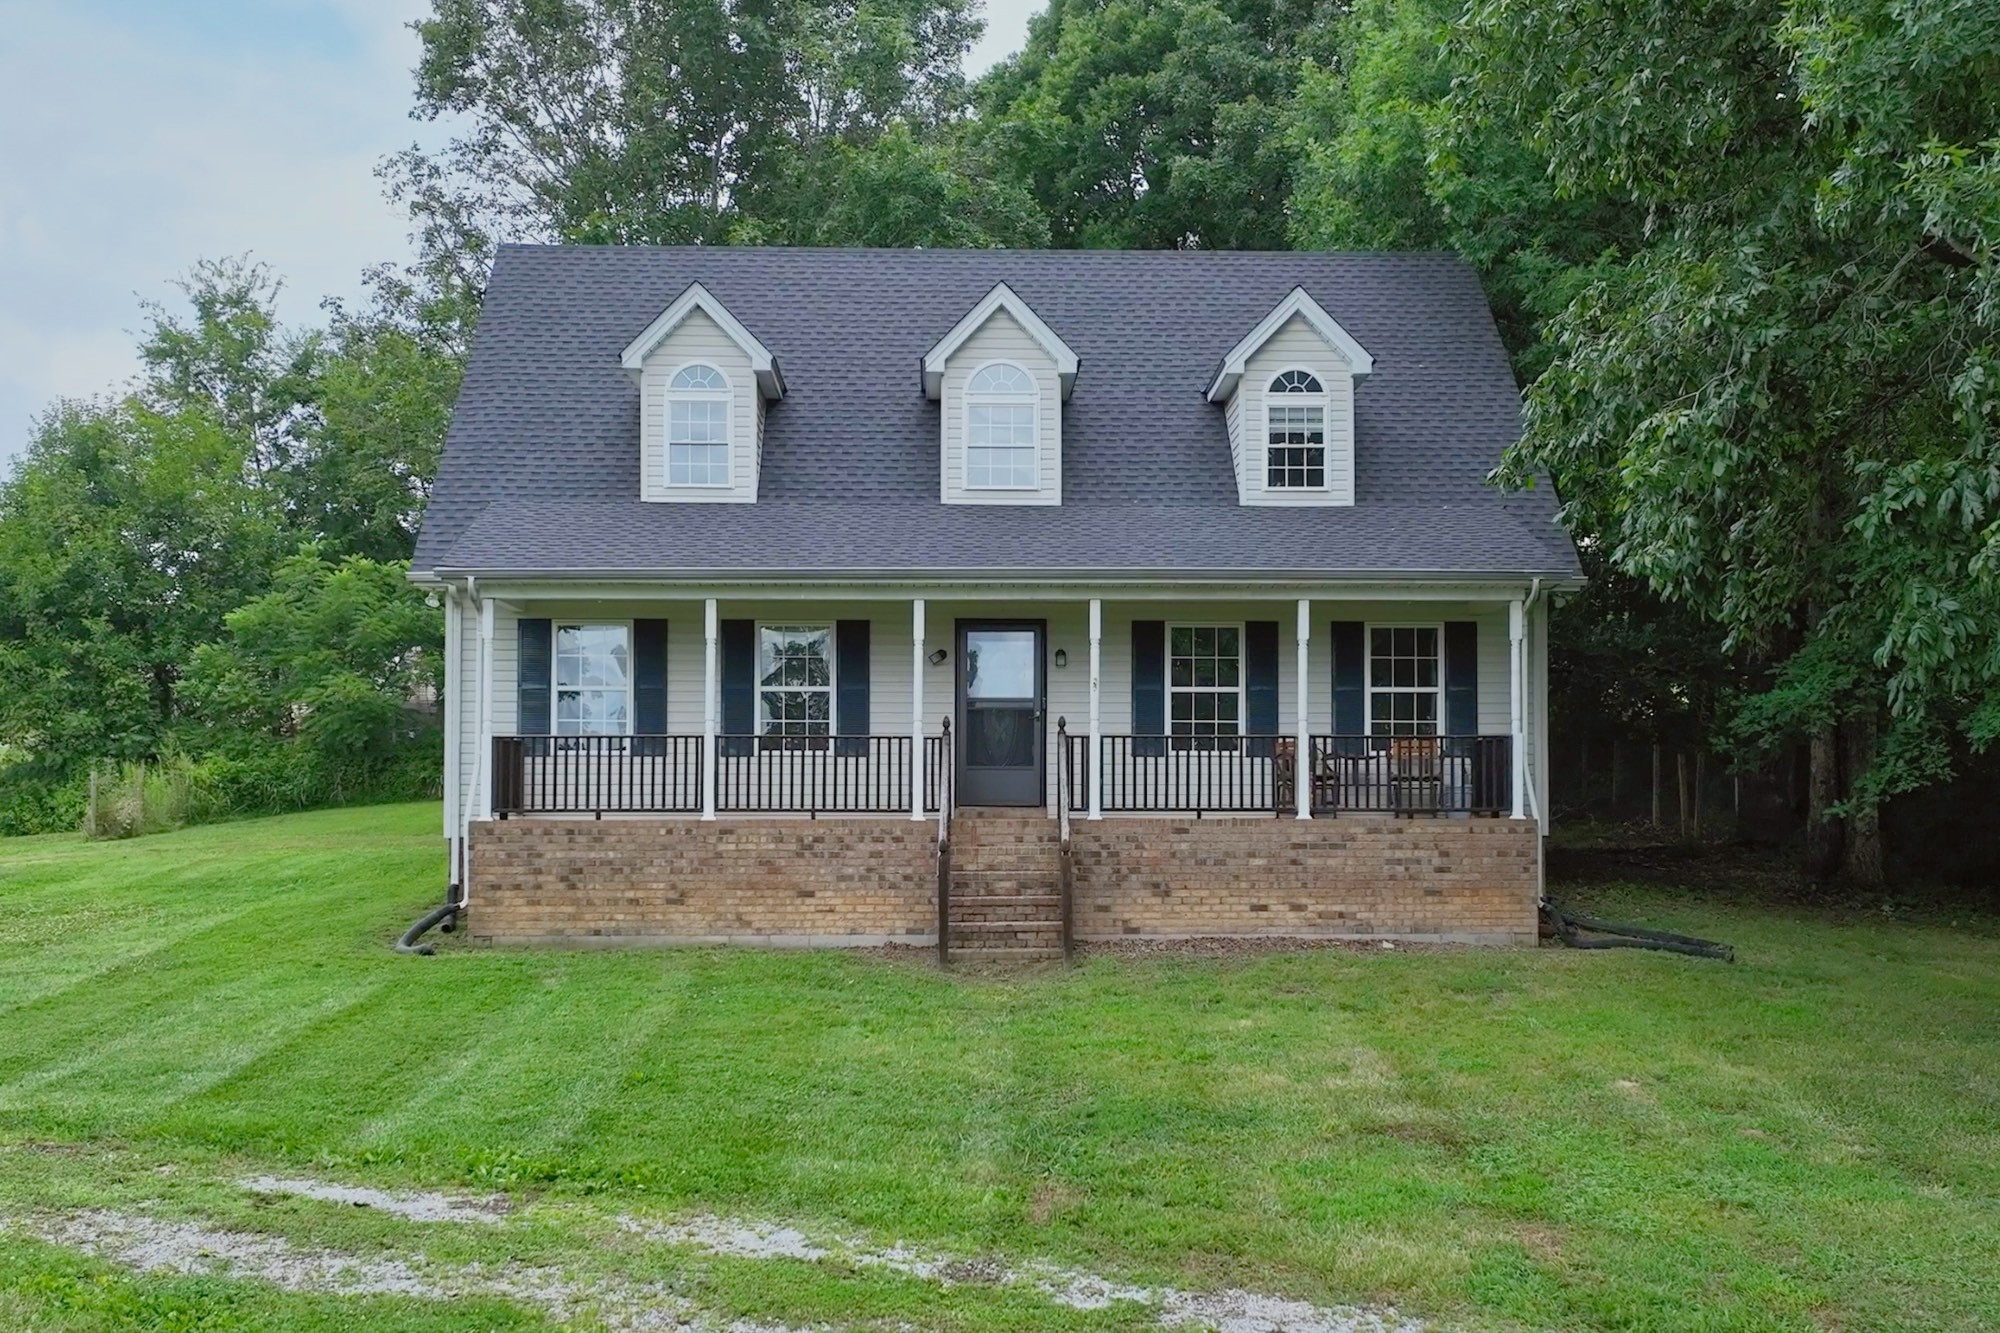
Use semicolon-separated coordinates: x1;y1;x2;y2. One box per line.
0;0;1043;466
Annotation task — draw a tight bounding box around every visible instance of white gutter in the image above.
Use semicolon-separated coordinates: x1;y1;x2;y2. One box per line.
1521;576;1546;826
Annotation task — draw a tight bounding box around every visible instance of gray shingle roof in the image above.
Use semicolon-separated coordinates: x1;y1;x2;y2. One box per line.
417;245;1580;580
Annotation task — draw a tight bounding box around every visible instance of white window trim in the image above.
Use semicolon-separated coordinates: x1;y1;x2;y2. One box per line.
665;361;733;489
1263;366;1332;494
1363;621;1444;737
1165;621;1247;742
552;619;635;738
962;360;1041;492
753;621;838;739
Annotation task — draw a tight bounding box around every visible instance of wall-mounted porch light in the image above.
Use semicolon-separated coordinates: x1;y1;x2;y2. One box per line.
1053;648;1069;669
927;647;948;667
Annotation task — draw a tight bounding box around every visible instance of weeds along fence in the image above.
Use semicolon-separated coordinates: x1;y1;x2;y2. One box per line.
83;755;209;840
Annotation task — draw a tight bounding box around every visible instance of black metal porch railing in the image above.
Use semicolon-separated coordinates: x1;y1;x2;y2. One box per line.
1067;733;1293;815
1060;733;1513;817
491;735;705;815
1308;735;1512;815
492;733;951;816
716;734;949;815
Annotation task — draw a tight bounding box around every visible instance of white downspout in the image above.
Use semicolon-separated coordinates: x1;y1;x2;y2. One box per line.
1522;577;1546;826
1509;595;1526;820
910;598;926;821
442;586;462;890
702;599;719;820
1295;598;1311;820
1087;598;1103;821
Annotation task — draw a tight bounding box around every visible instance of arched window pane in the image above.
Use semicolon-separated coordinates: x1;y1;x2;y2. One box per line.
968;363;1034;394
671;363;727;390
1271;369;1323;394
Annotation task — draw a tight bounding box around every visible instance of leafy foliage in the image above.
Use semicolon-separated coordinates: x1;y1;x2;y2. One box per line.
977;0;1326;249
388;0;994;269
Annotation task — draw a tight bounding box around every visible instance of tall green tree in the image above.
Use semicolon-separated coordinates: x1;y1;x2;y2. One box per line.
1283;0;1638;369
977;0;1327;249
0;402;283;767
1464;0;2000;883
184;549;442;772
388;0;994;270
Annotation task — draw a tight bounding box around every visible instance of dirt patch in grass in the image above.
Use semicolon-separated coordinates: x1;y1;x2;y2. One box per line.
242;1175;511;1225
4;1207;799;1332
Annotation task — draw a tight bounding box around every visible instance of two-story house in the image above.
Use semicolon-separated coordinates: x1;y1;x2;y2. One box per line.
413;247;1581;957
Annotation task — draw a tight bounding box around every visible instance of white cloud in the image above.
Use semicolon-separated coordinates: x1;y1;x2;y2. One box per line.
972;0;1042;72
0;0;1048;467
0;0;437;463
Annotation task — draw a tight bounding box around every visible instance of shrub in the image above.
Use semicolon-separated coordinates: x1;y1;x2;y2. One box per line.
0;752;88;837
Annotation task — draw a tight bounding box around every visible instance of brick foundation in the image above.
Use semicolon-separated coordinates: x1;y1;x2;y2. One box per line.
1072;817;1540;945
468;818;937;946
467;814;1541;948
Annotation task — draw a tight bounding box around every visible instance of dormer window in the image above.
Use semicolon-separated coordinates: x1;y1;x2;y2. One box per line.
1209;288;1373;507
1266;370;1327;490
667;363;731;486
621;282;782;504
965;362;1038;489
925;283;1078;506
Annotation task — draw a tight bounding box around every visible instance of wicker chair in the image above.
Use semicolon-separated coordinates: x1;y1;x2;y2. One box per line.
1389;737;1443;815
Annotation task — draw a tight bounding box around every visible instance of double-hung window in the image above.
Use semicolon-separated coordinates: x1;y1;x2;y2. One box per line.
1266;369;1327;490
554;623;631;736
667;363;730;486
1168;625;1241;749
965;362;1037;489
1367;625;1441;737
758;624;832;745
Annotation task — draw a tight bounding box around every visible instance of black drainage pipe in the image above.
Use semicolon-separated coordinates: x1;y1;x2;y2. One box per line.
1541;897;1734;962
396;902;460;956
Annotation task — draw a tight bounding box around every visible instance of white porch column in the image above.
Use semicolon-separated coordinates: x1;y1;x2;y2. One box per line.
702;598;718;821
1087;598;1103;820
910;598;927;821
474;594;494;820
1509;596;1527;819
442;588;460;843
1295;599;1312;820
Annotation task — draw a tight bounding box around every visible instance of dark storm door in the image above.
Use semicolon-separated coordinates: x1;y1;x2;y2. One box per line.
956;621;1045;806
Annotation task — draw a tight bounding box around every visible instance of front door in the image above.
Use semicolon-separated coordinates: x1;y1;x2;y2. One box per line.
955;620;1045;806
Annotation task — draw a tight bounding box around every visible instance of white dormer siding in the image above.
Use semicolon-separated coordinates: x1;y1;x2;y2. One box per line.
636;309;761;502
1209;288;1372;508
1235;316;1356;505
925;283;1078;507
938;311;1063;504
621;282;784;505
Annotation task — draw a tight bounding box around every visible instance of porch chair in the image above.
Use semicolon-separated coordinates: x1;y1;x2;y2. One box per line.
1389;737;1444;816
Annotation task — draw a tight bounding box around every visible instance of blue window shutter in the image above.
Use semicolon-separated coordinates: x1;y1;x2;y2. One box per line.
720;620;754;757
1444;621;1478;737
633;620;669;747
517;618;552;735
1245;621;1279;758
1330;621;1364;754
1132;620;1165;758
835;620;870;757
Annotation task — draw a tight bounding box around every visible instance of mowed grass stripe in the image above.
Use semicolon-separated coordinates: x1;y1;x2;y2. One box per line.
1;804;1998;1331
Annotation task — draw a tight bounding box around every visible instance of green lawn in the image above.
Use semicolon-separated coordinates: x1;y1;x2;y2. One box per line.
0;804;1996;1331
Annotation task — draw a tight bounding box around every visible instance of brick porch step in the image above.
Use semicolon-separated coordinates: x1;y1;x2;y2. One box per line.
949;892;1061;923
944;944;1066;962
950;920;1062;945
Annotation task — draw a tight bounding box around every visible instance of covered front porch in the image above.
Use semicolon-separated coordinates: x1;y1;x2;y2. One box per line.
446;583;1548;832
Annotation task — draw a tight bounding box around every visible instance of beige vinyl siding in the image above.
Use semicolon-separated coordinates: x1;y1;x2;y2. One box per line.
460;592;1538;821
939;311;1063;505
451;595;479;826
1237;315;1356;506
1224;388;1245;479
638;309;760;503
